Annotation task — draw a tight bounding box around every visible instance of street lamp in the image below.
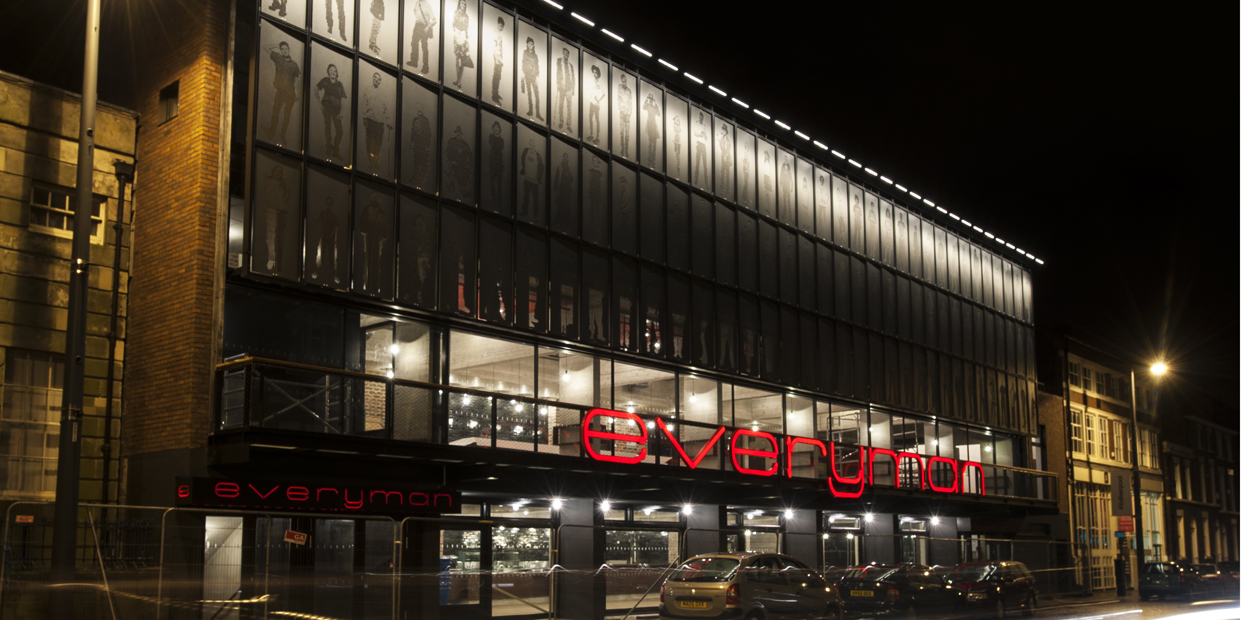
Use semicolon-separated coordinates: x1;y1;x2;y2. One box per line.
1128;361;1167;590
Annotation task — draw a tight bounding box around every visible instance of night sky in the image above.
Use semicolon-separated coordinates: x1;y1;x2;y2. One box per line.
0;0;1239;420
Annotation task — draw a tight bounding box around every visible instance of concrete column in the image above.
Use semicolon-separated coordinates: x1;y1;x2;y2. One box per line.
928;518;960;566
783;510;819;567
684;504;721;559
556;498;602;619
863;514;895;564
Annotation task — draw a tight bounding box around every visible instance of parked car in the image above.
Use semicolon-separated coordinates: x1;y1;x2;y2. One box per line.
660;552;843;619
1139;561;1206;600
939;561;1037;617
1192;564;1239;594
829;563;963;618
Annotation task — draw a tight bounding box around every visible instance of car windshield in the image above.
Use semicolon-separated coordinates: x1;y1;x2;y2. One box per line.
954;565;997;582
669;557;741;583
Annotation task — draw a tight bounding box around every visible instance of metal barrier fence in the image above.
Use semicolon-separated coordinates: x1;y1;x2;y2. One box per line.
0;502;1088;620
216;357;1058;503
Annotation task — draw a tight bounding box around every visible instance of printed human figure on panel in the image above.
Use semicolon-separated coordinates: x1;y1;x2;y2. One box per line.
362;72;393;173
555;47;576;132
487;121;505;205
719;124;733;193
521;37;542;120
519;138;544;219
692;110;709;185
406;0;439;74
490;17;506;104
617;74;633;158
409;105;432;185
261;164;291;272
642;92;660;167
444;126;474;200
264;40;301;146
315;63;347;159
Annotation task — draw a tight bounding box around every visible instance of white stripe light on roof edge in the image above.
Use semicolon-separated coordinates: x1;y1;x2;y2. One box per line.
831;150;845;159
848;160;862;167
548;0;1039;265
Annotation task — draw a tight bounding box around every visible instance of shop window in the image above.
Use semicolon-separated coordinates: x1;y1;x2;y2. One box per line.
1;350;63;498
537;348;602;407
29;184;105;244
448;331;534;398
615;362;676;419
490;502;550;519
677;375;716;424
730;385;781;433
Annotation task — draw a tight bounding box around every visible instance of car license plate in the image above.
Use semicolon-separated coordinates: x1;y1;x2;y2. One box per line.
850;590;874;597
679;600;708;608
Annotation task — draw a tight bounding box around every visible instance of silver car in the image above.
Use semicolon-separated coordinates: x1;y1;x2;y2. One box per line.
660;552;843;619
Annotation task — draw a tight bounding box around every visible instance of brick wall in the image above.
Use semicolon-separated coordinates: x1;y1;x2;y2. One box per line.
123;0;229;458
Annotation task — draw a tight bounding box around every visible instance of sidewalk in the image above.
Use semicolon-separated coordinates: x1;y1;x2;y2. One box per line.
1038;588;1135;609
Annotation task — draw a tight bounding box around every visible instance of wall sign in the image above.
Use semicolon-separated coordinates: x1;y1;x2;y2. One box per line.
176;477;461;515
580;408;985;499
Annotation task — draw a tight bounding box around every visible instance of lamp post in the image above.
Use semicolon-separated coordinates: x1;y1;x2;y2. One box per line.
51;0;102;587
1128;362;1166;591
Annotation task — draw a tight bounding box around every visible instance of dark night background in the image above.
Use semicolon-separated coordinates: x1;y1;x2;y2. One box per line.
0;1;1239;419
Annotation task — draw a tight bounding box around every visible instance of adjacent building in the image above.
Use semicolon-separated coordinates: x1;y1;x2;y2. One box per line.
0;71;137;507
1036;331;1167;594
1160;400;1238;565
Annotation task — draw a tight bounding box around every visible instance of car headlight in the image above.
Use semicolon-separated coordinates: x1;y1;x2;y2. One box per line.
967;592;988;600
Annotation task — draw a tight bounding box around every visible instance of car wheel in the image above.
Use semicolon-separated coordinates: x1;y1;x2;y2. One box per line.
1022;592;1036;617
821;605;841;618
995;597;1007;619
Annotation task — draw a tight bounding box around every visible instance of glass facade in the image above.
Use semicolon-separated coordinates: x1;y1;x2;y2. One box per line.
229;0;1037;444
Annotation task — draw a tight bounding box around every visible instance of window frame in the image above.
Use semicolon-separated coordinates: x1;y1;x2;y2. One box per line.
28;184;107;245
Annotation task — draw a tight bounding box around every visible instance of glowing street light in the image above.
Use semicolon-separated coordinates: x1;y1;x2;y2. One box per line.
1151;362;1168;376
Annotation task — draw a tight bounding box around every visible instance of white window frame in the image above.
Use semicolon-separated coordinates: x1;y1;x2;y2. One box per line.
29;184;106;244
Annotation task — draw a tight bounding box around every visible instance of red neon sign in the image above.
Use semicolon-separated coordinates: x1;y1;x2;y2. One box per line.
177;477;460;515
577;409;986;499
582;408;648;464
657;418;725;469
730;429;779;476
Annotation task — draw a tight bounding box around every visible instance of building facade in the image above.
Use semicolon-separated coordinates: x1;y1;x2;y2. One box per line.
1036;331;1166;593
0;71;137;507
1160;406;1238;565
116;0;1054;617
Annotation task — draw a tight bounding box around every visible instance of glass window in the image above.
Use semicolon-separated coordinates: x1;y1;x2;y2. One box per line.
1068;362;1080;387
1070;409;1084;454
1082;367;1093;392
1;351;63;498
730;385;781;433
615;362;676;420
785;395;813;437
448;332;535;398
1086;414;1096;457
538;348;604;407
633;507;679;522
869;410;891;450
679;375;718;424
490;502;551;518
820;406;867;446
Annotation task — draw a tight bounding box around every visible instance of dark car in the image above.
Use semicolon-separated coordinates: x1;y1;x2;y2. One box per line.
1192;564;1239;594
1139;561;1206;600
829;563;961;618
939;561;1037;617
660;552;842;619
